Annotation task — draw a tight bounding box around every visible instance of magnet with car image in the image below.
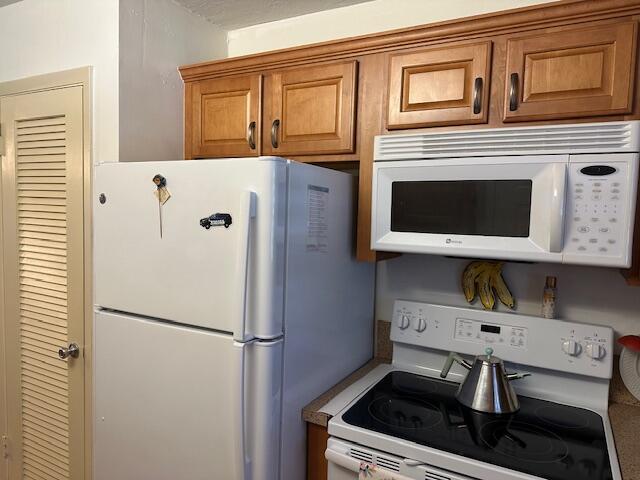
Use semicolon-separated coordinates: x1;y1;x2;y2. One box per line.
199;213;233;229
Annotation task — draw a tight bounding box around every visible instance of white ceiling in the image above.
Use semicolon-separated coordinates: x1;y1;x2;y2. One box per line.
174;0;373;29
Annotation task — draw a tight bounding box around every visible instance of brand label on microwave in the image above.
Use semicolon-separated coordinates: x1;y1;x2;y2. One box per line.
446;238;463;245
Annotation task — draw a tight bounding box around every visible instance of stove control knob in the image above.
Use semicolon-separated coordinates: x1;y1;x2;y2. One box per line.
414;318;427;333
561;339;582;356
398;314;410;330
585;342;606;360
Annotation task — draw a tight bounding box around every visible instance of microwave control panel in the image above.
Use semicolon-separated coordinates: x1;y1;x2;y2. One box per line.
564;157;632;260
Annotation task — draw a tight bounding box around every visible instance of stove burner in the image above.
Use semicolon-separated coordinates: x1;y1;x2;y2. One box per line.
391;376;441;396
368;396;442;430
479;420;570;464
534;405;592;429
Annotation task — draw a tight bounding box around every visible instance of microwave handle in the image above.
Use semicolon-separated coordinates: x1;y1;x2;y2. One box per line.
549;164;567;253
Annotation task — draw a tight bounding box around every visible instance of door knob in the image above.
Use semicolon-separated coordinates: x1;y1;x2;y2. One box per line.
58;343;80;360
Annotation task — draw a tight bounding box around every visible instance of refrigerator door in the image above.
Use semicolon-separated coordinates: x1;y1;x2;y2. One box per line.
94;310;283;480
94;158;286;338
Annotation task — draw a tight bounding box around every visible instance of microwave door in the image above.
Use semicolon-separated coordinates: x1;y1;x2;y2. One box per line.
372;156;568;262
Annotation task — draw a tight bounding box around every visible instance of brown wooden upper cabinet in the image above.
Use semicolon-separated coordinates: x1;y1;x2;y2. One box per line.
189;74;261;157
262;61;358;156
387;41;492;129
504;22;638;122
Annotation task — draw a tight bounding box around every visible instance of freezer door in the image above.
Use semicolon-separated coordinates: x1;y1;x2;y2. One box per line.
94;158;286;338
94;310;283;480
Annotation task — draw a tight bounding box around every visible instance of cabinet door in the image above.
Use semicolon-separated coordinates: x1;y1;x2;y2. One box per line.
263;61;357;156
504;23;637;122
387;41;492;129
189;75;261;157
307;423;329;480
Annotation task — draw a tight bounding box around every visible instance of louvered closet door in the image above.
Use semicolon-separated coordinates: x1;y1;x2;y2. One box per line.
1;86;85;480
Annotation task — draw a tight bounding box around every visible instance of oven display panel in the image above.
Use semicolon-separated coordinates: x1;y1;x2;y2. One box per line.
455;318;528;349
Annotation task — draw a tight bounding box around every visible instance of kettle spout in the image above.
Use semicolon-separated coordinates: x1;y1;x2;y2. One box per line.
506;372;532;381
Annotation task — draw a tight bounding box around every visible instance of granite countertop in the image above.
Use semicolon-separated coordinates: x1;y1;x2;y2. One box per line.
609;403;640;480
609;358;640;480
303;322;640;479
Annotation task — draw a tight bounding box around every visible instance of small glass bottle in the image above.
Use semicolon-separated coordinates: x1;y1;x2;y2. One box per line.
541;276;557;319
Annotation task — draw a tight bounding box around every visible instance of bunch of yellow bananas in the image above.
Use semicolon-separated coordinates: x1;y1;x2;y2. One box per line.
462;261;515;310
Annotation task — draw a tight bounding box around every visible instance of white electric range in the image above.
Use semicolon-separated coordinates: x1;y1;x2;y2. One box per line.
325;301;621;480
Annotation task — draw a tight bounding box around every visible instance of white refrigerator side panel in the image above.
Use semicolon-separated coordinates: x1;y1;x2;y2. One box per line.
94;310;284;480
280;162;375;480
94;158;286;338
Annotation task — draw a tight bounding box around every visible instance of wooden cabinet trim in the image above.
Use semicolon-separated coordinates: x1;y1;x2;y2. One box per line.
355;54;386;261
184;81;194;159
180;0;640;82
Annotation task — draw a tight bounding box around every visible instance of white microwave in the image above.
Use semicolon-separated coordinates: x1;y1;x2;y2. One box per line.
372;121;640;267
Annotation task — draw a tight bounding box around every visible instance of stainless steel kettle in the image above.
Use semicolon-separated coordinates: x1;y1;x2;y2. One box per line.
440;347;531;414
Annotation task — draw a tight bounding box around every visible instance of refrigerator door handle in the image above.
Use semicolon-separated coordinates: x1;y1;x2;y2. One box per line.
234;191;257;342
233;339;255;480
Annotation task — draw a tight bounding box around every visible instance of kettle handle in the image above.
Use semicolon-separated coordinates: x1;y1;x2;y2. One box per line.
440;352;472;379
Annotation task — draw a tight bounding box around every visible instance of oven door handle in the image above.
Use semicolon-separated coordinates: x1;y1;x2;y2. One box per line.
549;163;567;253
325;448;362;472
326;447;427;475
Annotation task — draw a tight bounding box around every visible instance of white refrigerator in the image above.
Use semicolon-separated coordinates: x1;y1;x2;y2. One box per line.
93;157;374;480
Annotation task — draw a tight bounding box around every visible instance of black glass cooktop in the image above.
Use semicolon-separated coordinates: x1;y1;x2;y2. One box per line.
342;371;613;480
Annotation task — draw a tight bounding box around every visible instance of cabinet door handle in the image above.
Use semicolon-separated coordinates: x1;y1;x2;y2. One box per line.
473;77;483;114
247;121;256;150
509;73;519;112
270;119;280;149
